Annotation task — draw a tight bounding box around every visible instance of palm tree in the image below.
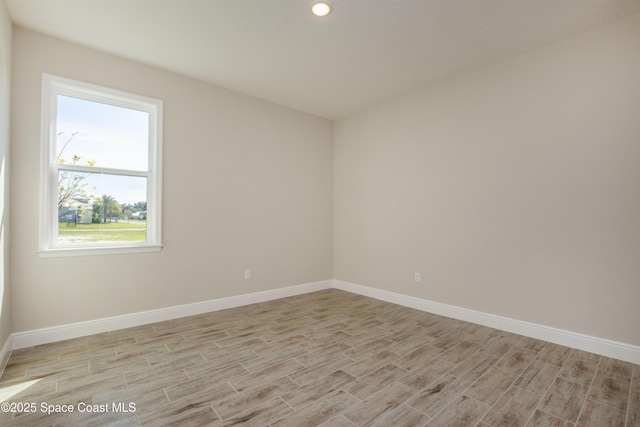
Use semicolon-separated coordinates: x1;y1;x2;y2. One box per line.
96;194;122;223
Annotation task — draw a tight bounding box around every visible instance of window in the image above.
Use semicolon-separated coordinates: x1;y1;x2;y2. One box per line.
39;74;163;256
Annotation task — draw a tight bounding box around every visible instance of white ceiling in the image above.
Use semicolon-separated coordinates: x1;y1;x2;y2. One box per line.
7;0;640;120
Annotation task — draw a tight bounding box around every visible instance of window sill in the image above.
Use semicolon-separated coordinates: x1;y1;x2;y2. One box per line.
38;245;163;258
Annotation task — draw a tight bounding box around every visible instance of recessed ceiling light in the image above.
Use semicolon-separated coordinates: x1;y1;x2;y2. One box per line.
311;2;332;17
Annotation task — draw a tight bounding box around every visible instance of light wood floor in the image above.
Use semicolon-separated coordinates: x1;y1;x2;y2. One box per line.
0;289;638;426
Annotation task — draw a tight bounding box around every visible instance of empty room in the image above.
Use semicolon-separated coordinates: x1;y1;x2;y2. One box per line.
0;0;639;426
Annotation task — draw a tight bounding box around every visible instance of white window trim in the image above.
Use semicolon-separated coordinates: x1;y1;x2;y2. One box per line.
39;74;163;257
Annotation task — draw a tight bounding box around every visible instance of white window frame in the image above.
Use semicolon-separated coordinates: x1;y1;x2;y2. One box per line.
39;74;163;257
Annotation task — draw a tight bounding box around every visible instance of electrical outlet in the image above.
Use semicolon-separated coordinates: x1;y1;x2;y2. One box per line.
414;272;421;283
245;269;252;280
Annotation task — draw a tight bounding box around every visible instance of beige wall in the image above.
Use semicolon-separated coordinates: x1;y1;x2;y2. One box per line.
0;0;10;349
8;13;640;350
334;14;640;346
10;28;333;332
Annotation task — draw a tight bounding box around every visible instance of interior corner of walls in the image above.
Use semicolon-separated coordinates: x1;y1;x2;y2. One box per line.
331;280;640;365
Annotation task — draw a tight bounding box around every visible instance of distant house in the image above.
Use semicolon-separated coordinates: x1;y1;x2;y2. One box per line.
132;211;147;220
58;198;93;224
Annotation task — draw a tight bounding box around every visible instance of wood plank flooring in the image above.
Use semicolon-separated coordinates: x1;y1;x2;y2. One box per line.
0;289;638;426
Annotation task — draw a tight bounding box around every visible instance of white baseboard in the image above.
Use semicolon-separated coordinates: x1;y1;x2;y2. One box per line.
12;280;333;349
10;278;640;365
333;280;640;365
0;335;12;377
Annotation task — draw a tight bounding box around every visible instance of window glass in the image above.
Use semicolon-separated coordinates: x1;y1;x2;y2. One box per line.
57;171;148;245
56;95;150;171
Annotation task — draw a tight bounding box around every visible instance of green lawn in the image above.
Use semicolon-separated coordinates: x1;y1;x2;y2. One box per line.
58;221;147;243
